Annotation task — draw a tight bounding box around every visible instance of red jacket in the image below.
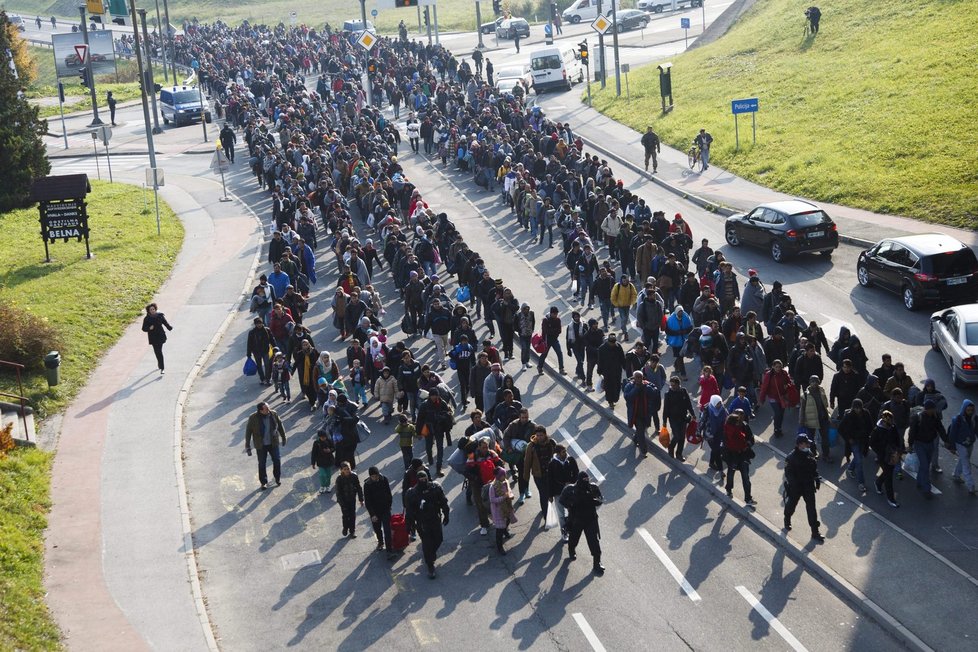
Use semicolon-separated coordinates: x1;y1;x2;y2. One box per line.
759;368;791;408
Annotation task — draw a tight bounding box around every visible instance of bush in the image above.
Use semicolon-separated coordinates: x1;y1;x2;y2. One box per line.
0;301;62;370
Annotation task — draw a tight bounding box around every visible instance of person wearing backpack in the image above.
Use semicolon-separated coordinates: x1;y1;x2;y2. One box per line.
662;376;695;461
624;371;661;458
870;410;904;507
450;334;476;406
907;400;946;496
948;400;977;494
524;427;557;519
405;471;450;579
547;445;579;542
723;412;756;504
783;434;824;542
838;398;873;493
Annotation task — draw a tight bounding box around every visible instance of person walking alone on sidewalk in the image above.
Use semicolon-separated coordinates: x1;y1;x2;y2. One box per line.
641;126;661;173
141;302;173;375
220;123;237;164
107;90;117;125
364;467;397;558
694;128;713;171
335;461;364;538
561;471;605;575
310;430;335;494
948;400;977;494
244;401;287;490
783;434;825;542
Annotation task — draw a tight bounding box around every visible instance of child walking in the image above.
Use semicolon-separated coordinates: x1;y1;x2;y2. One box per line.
349;359;369;405
272;351;291;402
311;430;335;494
394;414;417;469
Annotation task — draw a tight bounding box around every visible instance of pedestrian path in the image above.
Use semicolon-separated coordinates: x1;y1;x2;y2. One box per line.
537;98;978;247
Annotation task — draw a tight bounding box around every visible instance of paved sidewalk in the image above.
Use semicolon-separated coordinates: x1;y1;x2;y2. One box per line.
43;162;261;650
538;99;978;247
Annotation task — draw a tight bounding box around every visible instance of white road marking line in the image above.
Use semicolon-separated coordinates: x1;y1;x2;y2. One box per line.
572;613;607;652
818;314;856;345
735;585;809;652
637;528;701;602
900;470;942;495
559;427;605;484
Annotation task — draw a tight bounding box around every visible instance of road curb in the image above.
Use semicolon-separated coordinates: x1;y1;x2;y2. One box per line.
577;134;877;249
413;149;928;652
170;177;265;652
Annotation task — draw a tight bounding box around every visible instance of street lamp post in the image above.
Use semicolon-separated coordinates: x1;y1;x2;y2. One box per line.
475;1;484;49
610;0;621;96
78;6;103;126
128;0;161;235
153;0;169;85
162;0;177;83
596;0;606;89
138;9;163;134
359;0;373;106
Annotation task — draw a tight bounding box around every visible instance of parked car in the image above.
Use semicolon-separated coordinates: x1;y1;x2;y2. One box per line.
724;200;839;263
481;17;504;34
529;44;584;92
929;304;978;387
494;64;533;94
342;19;375;33
637;0;702;13
613;9;650;32
496;17;530;39
857;234;978;311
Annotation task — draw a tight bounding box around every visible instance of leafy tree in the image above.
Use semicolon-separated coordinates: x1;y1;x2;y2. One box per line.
0;11;50;213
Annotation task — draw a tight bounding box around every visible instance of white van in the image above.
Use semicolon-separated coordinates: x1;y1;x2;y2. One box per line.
529;45;584;92
562;0;621;25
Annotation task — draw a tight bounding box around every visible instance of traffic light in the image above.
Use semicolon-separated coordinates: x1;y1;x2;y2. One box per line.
397;0;419;6
492;0;501;14
579;42;589;66
79;68;90;88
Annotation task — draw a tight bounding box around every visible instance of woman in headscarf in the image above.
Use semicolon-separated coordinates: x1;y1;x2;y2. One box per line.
705;394;729;475
489;466;518;555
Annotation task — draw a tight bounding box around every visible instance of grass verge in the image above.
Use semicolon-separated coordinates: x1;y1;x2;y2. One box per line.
0;445;59;650
591;0;978;228
0;180;184;419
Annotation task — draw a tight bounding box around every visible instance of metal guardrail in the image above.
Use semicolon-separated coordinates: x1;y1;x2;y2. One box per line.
0;360;31;442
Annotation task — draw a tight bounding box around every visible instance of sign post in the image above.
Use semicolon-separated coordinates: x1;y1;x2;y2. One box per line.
98;125;113;183
731;97;759;151
681;17;690;49
57;81;68;149
30;175;94;263
211;145;232;202
621;63;630;100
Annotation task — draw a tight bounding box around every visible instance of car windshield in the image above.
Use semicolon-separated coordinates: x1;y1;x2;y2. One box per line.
966;322;978;346
790;210;831;227
928;248;978;277
173;91;199;104
496;67;524;78
532;55;561;71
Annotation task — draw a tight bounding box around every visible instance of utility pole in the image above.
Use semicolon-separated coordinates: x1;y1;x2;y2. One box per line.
596;0;606;89
129;0;162;236
610;0;621;96
162;0;177;83
432;3;440;44
359;0;373;106
475;1;484;48
138;9;163;134
153;0;169;84
78;6;104;126
424;7;432;45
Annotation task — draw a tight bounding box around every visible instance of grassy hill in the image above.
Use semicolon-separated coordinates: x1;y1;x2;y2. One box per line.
591;0;978;229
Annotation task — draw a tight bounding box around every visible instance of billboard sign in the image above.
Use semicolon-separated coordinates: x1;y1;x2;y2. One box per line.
52;31;116;78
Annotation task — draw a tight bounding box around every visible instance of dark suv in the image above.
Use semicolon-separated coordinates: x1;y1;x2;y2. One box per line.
857;234;978;311
724;200;839;262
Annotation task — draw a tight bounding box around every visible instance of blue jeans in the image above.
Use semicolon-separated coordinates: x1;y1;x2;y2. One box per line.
579;277;593;305
540;341;564;371
847;446;866;485
599;298;612;328
701;147;710;169
954;443;974;491
618;307;630;332
422;260;437;277
914;441;933;492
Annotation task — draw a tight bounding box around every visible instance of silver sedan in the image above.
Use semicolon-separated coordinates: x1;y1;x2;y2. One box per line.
930;303;978;387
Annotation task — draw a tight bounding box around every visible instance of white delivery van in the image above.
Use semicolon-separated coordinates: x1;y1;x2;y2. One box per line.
529;45;584;92
562;0;621;25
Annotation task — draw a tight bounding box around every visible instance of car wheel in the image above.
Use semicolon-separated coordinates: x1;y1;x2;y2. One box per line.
929;325;940;351
857;264;871;287
162;113;169;125
654;5;664;13
571;15;581;24
820;249;833;258
724;226;740;246
616;23;625;33
770;240;785;263
952;368;966;388
902;285;918;311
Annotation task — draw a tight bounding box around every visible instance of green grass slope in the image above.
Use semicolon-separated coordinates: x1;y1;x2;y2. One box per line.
592;0;978;228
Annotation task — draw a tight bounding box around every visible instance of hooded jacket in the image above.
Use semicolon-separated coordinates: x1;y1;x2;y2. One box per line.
948;400;978;447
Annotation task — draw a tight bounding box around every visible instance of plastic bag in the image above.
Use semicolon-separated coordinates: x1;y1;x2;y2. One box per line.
356;420;371;443
902;452;919;476
658;426;670;448
455;285;471;302
243;358;258;376
685;419;702;445
545;501;559;530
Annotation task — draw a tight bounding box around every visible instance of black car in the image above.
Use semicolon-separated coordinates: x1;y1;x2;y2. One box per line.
481;17;504;34
613;9;650;32
857;234;978;311
724;200;839;263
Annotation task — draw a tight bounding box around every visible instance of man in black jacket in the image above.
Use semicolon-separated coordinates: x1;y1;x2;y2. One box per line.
830;359;862;413
661;376;694;461
908;400;947;495
364;467;396;559
417;392;454;477
783;434;824;541
246;318;273;385
405;472;450;578
547;445;579;542
561;472;605;574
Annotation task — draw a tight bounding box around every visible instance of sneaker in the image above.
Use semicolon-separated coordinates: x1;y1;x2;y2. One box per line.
260;484;268;491
887;499;900;508
275;479;281;487
428;567;437;579
934;466;944;474
342;527;348;536
847;468;856;479
479;527;487;536
858;484;867;493
725;490;733;498
349;532;358;538
326;486;333;493
376;542;384;551
745;497;757;505
561;531;569;542
875;484;883;495
525;489;532;498
952;475;964;484
811;531;825;542
318;487;327;495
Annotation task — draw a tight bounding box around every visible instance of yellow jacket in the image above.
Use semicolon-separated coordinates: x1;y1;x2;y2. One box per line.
611;282;638;308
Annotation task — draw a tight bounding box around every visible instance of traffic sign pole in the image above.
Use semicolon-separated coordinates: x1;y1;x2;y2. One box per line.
78;7;104;127
359;0;373;106
475;1;484;49
596;0;605;88
57;81;68;149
